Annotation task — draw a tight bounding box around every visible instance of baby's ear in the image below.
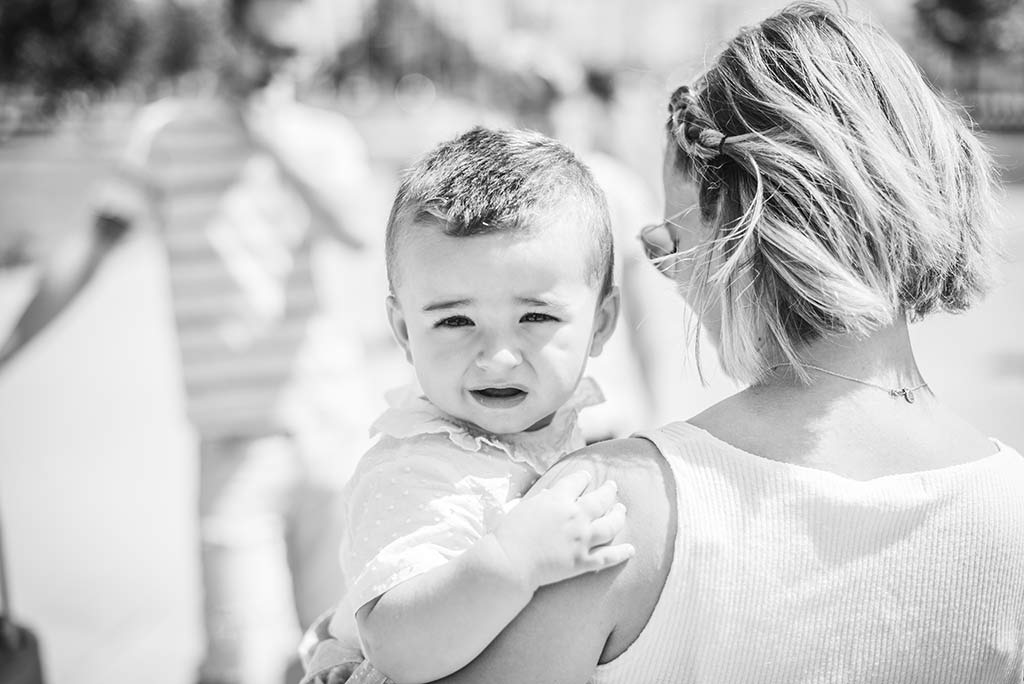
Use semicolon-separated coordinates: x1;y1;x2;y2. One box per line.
385;295;414;364
589;286;620;358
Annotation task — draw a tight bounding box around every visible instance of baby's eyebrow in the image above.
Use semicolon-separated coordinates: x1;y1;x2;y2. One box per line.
423;299;472;312
517;297;558;307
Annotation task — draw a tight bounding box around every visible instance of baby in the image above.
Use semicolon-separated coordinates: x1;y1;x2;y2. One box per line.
301;127;634;684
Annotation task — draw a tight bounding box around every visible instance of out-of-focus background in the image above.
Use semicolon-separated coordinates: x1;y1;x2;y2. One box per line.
0;1;1021;683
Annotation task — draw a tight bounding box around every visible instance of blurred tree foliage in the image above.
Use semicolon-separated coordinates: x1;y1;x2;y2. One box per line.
0;0;144;105
0;0;225;112
145;1;223;86
325;0;556;115
916;0;1024;57
327;0;482;90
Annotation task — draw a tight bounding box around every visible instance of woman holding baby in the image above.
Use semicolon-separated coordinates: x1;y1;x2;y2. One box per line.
433;2;1024;682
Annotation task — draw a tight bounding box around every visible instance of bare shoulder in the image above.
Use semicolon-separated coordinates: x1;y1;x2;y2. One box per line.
538;437;678;662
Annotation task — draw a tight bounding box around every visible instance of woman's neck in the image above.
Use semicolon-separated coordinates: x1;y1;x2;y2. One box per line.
693;315;997;478
761;315;926;392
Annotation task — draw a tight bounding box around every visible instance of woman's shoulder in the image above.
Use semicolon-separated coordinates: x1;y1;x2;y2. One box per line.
547;436;666;483
544;424;730;508
543;436;679;540
536;437;679;661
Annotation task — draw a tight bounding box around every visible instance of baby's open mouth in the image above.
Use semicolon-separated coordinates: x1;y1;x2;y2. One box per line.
470;387;528;407
473;387;524;398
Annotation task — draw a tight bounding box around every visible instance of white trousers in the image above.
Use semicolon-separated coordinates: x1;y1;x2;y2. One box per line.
196;434;348;684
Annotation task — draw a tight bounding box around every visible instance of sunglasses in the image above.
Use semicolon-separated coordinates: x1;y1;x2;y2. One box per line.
638;208;692;262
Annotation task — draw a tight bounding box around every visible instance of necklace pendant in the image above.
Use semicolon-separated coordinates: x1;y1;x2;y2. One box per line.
889;388;915;403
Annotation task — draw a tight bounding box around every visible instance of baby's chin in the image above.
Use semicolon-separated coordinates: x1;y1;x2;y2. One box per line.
460;410;557;438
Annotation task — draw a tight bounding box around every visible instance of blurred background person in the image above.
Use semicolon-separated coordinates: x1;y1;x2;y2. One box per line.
0;1;401;683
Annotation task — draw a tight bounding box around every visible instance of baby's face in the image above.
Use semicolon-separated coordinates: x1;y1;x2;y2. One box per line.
387;217;617;436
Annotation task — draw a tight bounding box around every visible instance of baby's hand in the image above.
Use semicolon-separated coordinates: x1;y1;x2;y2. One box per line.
493;470;634;590
309;661;391;684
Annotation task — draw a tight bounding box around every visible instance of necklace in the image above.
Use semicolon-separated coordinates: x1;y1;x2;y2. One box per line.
768;363;929;403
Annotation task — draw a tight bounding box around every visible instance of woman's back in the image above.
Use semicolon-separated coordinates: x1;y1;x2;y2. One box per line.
593;422;1024;684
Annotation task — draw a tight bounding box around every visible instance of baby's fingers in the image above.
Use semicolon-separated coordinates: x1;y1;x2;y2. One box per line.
581;542;636;573
546;469;592;499
577;479;619;519
588;501;627;547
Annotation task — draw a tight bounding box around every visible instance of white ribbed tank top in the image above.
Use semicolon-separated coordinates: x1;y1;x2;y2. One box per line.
592;422;1024;684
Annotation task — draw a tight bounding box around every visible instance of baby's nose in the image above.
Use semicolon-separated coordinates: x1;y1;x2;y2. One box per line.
475;345;522;372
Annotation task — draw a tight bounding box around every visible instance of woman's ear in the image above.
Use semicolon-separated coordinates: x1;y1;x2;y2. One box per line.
385;295;414;364
589;286;620;358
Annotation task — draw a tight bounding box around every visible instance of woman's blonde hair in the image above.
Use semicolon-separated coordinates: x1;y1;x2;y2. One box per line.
668;1;999;383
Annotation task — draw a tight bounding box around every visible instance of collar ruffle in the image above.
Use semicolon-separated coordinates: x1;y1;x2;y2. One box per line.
370;378;604;474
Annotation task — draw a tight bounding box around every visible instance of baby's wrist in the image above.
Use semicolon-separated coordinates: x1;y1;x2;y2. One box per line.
479;532;540;595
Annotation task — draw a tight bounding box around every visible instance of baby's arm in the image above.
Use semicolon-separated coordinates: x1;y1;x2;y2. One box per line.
356;471;633;684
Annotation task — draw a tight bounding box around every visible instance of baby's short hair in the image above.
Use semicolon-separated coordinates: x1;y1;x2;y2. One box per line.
386;127;613;296
666;1;999;383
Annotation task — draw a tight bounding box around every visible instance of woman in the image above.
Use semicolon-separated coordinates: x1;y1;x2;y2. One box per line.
432;2;1024;682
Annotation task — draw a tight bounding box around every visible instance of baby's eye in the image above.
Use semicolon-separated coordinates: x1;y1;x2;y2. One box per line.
520;312;559;323
434;315;474;328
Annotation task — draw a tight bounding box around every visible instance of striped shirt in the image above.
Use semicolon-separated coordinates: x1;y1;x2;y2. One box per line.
106;96;393;443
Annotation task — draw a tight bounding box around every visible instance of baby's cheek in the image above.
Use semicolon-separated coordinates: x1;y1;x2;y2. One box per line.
548;324;596;356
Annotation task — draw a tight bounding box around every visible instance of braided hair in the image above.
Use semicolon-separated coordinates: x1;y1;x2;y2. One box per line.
663;1;998;384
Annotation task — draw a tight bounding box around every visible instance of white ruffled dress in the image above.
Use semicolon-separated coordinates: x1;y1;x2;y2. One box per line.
342;378;602;612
